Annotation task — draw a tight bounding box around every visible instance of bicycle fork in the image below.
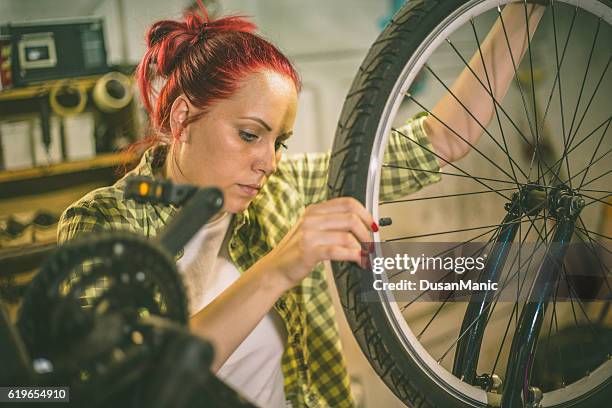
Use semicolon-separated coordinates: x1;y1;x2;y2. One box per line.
450;185;585;407
501;189;584;408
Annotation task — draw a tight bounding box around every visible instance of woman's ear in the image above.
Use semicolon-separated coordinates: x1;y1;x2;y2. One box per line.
169;96;190;142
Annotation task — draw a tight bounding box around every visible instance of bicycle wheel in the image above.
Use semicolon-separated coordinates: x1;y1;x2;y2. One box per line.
328;1;611;407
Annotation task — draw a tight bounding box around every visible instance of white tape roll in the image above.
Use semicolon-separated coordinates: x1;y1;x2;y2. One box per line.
93;71;133;113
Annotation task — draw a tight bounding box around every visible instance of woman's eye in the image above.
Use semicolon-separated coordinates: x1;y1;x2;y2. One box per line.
239;130;258;142
275;140;288;151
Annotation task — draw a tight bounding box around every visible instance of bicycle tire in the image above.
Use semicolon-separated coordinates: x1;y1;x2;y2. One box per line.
328;0;612;406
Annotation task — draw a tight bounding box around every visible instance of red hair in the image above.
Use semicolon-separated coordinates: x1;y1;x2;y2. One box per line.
135;0;300;144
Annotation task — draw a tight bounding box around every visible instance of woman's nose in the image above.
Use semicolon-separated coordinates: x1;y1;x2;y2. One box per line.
254;142;277;175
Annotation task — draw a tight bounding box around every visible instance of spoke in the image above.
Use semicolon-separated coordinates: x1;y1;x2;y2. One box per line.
577;119;611;189
576;234;612;258
564;146;612;188
581;193;611;208
404;92;520;185
566;55;611;152
397;270;451;307
383;164;517;187
385;158;610;197
517;214;523;329
542;2;576;185
562;262;599;333
386;216;544;242
469;17;525;186
396;229;500;303
578;151;612;191
417;290;454;340
551;16;602;187
578;168;612;190
498;4;538;144
545;270;564;386
577;217;612;261
563;262;583;330
579;187;612;194
538;116;611;184
573;227;612;293
566;18;602;143
380;187;518;205
575;226;612;242
522;0;541;182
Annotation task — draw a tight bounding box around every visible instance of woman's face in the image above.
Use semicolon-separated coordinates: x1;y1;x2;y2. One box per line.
169;70;298;213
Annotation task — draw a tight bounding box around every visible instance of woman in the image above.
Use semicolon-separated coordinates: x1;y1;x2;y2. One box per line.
58;2;543;407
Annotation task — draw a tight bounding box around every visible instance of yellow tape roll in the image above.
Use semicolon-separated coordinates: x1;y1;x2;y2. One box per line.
49;81;87;116
93;71;133;113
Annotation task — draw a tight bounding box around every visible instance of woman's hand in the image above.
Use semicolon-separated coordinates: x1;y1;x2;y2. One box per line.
259;197;376;291
190;197;375;371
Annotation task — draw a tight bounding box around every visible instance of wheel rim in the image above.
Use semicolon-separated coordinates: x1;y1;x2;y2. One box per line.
366;0;611;405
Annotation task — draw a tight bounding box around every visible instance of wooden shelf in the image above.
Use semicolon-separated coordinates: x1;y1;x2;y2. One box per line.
0;152;134;184
0;75;103;102
0;152;137;199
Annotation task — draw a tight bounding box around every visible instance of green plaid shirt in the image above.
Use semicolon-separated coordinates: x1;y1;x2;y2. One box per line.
57;115;440;407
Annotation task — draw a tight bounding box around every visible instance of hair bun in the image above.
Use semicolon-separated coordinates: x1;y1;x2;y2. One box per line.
147;21;179;47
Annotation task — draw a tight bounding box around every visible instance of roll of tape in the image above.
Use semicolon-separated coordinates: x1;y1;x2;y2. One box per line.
93;71;133;113
49;81;87;116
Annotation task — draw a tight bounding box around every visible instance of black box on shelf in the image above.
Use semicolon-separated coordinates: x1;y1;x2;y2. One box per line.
5;17;109;86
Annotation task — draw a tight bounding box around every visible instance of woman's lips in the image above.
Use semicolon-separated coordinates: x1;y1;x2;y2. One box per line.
237;184;260;197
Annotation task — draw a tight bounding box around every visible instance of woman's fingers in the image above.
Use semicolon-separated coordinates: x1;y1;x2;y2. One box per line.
301;197;375;267
311;244;364;265
304;230;362;251
302;212;372;244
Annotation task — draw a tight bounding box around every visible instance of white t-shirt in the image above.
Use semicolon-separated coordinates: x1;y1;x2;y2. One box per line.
176;213;287;408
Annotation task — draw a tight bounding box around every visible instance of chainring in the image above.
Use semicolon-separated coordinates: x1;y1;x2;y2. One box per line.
17;231;189;359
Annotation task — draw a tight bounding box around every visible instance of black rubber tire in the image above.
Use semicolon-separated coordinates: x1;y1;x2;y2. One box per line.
327;0;612;407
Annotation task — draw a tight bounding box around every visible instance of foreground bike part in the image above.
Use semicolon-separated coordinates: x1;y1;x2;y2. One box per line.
16;233;189;359
18;180;223;359
125;177;224;256
5;297;255;407
329;0;611;406
11;182;253;406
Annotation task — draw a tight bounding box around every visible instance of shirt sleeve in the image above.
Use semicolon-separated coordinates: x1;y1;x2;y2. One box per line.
379;114;441;202
278;114;441;206
57;200;112;243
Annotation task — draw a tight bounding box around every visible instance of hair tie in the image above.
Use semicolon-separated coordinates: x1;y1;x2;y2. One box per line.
198;22;209;42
